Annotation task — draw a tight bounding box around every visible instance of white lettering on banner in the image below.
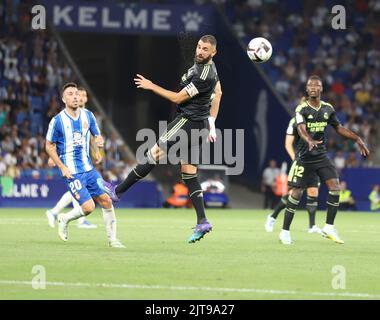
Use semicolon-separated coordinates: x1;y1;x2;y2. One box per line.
50;5;209;32
102;8;121;28
5;184;48;198
153;10;171;30
124;9;148;29
78;6;97;27
53;5;73;26
40;185;50;198
12;184;39;198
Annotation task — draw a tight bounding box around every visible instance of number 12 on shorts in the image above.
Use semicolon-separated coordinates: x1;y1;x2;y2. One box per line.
289;163;304;182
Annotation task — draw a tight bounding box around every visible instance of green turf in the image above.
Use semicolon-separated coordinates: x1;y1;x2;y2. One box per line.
0;208;379;300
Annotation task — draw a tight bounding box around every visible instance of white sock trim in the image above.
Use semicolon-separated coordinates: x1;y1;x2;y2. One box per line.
52;191;73;214
64;207;85;223
102;206;116;242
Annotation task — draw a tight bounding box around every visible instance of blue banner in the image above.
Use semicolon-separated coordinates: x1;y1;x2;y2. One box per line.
0;178;163;208
41;0;214;35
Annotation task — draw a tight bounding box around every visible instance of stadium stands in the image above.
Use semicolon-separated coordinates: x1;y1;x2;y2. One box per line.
0;0;131;180
222;0;380;167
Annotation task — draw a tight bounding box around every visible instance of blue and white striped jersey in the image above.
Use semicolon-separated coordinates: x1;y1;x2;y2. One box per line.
46;108;101;174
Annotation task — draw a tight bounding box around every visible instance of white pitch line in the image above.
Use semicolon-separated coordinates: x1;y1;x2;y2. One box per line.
0;280;379;299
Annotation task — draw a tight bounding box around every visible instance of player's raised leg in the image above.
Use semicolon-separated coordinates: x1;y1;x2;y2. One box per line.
57;199;93;241
45;191;72;228
321;178;344;244
75;197;97;229
103;144;161;201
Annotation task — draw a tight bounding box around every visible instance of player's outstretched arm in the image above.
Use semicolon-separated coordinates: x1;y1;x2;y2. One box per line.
297;124;323;151
45;140;73;179
335;125;370;157
284;135;295;161
134;74;190;104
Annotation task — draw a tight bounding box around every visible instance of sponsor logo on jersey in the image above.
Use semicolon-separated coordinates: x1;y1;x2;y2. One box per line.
73;131;83;146
307;121;328;132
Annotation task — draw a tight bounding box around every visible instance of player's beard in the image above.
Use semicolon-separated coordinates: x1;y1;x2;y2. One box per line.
307;90;320;100
194;53;212;64
68;102;80;111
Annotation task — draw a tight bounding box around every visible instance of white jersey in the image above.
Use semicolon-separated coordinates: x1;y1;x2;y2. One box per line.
46;108;100;174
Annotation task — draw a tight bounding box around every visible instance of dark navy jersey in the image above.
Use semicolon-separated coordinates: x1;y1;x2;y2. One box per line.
294;100;341;163
177;61;219;121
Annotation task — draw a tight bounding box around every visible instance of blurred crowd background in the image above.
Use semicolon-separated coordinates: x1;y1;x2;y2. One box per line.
0;0;379;184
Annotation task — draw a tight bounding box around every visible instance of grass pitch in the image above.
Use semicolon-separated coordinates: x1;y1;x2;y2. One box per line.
0;208;379;300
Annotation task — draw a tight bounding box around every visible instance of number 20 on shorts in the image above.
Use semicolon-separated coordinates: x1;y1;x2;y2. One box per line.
69;180;82;194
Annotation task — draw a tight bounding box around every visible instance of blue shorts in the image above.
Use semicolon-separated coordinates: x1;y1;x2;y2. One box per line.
63;169;105;205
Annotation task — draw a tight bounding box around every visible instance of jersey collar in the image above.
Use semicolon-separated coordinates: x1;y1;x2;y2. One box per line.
306;100;321;111
64;108;81;121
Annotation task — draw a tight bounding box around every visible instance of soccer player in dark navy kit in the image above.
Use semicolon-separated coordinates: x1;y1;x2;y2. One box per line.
279;75;369;244
104;35;222;243
265;115;322;234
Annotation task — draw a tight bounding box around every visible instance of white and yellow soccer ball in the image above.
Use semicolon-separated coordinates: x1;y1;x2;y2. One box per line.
246;37;273;63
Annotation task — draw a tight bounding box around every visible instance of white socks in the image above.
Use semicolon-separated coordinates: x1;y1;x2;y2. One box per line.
102;206;117;242
51;191;73;215
63;206;85;223
71;198;86;224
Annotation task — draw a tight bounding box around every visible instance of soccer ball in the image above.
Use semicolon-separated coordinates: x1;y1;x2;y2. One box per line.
246;37;273;63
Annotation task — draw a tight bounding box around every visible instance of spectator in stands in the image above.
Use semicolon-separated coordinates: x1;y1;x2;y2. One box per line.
163;180;189;208
261;159;280;209
339;181;357;211
333;151;346;172
346;152;360;168
1;134;14;153
0;103;10;129
224;0;379;167
0;156;6;176
369;185;380;212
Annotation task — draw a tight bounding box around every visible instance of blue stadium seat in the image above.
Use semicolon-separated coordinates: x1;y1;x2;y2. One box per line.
29;96;44;113
30;113;43;135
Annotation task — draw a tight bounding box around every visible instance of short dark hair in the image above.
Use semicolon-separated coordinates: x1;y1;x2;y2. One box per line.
61;82;77;97
307;75;322;83
200;34;217;47
77;86;86;92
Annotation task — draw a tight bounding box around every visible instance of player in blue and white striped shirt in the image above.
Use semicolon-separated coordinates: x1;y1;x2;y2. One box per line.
45;83;124;248
45;87;99;229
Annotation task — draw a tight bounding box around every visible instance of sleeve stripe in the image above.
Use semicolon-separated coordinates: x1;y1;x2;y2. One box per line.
90;111;101;135
286;126;294;135
184;82;199;97
295;112;304;124
200;65;210;80
46;117;56;141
